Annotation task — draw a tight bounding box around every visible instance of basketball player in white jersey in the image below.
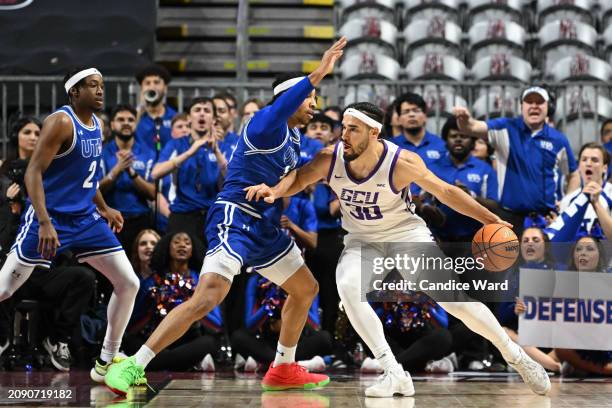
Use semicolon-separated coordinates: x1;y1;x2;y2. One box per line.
245;102;551;397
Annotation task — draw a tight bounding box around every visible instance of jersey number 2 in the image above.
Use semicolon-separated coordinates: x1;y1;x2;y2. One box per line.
83;161;97;189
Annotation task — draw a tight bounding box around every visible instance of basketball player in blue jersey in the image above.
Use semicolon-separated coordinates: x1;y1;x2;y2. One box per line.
0;68;140;380
105;37;347;395
245;102;551;397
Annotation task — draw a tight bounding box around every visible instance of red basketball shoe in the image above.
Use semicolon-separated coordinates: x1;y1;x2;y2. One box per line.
261;362;330;391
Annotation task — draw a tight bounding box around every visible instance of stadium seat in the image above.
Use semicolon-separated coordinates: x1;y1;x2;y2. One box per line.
602;24;612;65
472;86;520;119
468;20;527;63
536;0;594;26
340;52;401;80
340;17;399;56
405;54;466;81
411;84;468;134
549;54;612;81
601;0;612;28
538;20;597;74
402;0;460;25
343;84;395;110
471;54;532;82
403;17;462;60
467;0;524;25
340;0;396;25
556;88;612;151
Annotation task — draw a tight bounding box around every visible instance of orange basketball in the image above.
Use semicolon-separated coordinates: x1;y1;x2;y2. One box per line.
471;224;519;272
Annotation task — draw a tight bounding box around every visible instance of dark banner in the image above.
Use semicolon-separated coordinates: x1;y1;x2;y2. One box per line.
0;0;156;75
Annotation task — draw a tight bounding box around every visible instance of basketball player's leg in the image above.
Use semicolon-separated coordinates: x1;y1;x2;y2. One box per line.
257;242;329;390
0;252;36;301
387;231;550;395
1;212;52;301
336;241;414;397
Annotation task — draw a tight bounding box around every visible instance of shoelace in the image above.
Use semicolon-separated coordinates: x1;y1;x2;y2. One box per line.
57;343;71;360
125;363;156;392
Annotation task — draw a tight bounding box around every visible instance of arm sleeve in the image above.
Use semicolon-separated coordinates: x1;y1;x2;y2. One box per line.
244;276;269;331
485;117;511;149
245;78;315;150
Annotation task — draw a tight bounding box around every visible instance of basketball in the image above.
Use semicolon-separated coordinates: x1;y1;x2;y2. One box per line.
472;224;519;272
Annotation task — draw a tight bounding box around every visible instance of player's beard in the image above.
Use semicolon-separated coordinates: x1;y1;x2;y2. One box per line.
344;140;368;162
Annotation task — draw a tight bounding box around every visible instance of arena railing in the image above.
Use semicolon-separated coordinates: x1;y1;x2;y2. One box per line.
1;76;611;158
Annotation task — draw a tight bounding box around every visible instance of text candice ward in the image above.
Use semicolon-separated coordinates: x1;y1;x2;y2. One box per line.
371;279;509;292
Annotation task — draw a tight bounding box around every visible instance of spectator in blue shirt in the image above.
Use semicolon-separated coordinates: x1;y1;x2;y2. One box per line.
305;113;334;147
392;92;446;196
429;117;499;241
454;86;579;235
323;106;343;144
100;104;156;251
264;196;318;253
152;97;228;245
213;94;240;159
135;64;177;153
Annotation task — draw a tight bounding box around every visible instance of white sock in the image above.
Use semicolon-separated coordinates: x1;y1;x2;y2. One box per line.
273;343;296;367
134;345;156;368
376;347;401;372
100;339;121;364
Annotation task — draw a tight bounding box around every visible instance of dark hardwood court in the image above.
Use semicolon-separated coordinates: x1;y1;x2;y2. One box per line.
1;370;610;407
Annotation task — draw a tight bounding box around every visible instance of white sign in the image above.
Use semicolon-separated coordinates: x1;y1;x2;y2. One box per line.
518;268;612;351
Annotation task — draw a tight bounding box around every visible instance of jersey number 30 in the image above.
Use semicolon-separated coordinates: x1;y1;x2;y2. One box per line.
83;161;97;189
348;204;382;220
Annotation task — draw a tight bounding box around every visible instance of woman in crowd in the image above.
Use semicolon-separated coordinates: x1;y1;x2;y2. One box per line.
125;231;223;371
554;236;612;376
497;227;562;372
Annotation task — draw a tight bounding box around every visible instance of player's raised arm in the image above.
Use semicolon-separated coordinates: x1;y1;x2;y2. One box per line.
393;149;510;227
248;37;347;144
452;106;489;140
244;146;334;203
24;113;73;257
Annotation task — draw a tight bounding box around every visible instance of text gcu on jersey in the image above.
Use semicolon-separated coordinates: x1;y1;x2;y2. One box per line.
340;188;383;221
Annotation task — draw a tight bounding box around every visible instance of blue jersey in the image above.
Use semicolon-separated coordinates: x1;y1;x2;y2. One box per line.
486;117;577;213
35;106;103;216
101;140;155;217
159;136;222;213
430;154;498;238
217;77;314;213
220;131;240;160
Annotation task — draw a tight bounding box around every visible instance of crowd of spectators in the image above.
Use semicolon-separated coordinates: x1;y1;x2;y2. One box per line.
0;66;609;376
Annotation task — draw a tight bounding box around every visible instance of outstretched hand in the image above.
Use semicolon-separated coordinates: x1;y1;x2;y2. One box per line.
452;106;472;131
309;37;347;85
244;184;277;203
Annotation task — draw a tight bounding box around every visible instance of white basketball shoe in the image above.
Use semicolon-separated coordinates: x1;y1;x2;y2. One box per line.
507;347;551;395
365;365;415;397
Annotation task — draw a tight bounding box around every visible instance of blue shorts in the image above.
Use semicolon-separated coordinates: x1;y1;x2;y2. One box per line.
203;200;303;285
11;206;122;268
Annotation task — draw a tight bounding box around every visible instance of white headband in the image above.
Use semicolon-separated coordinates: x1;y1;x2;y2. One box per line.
273;76;306;96
64;68;103;94
344;108;382;131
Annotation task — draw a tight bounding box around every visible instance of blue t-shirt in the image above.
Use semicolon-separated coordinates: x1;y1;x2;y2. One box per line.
158;136;222;213
101;140;155;217
429;154;498;238
135;105;177;153
313;183;341;230
392;131;446;194
217;77;313;214
486;116;577;213
299;136;324;166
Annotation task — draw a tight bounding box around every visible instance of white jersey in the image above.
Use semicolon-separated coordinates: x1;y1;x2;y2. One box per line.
328;140;427;240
